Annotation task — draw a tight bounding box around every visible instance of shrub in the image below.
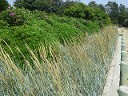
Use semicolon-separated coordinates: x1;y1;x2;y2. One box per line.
0;8;102;67
63;3;111;26
0;20;8;28
49;14;100;33
64;3;87;18
0;8;31;26
84;21;100;33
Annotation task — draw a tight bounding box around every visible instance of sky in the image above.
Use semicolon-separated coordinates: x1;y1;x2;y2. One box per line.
7;0;128;7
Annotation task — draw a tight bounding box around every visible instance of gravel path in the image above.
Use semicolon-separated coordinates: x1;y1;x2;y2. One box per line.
102;28;123;96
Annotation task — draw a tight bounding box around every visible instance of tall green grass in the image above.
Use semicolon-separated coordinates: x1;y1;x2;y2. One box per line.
0;26;117;96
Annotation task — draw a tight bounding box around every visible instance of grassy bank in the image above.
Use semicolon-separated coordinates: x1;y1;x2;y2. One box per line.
0;26;117;96
0;8;100;65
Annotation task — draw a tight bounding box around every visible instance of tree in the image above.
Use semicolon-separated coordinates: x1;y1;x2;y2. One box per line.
14;0;40;10
0;0;9;12
105;1;119;24
118;4;127;26
63;2;111;26
56;0;79;15
98;4;105;12
63;2;99;20
88;1;97;7
14;0;63;13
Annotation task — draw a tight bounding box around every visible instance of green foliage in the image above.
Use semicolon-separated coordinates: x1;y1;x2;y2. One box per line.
118;4;128;26
49;14;100;33
98;4;106;12
84;21;100;33
63;3;111;26
14;0;63;13
0;26;118;96
57;1;79;15
0;0;9;12
13;0;112;27
105;2;128;27
88;1;106;12
88;1;97;7
93;7;111;27
64;3;91;19
105;1;119;24
0;8;100;64
0;20;8;28
0;8;30;26
13;0;128;27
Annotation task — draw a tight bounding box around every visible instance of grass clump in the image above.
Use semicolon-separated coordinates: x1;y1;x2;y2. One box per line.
0;26;118;96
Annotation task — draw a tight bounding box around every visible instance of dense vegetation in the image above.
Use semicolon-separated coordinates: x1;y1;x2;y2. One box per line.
14;0;111;26
88;1;128;27
105;1;128;27
2;0;128;26
13;0;128;27
0;1;111;61
0;26;117;96
0;0;125;96
0;7;101;67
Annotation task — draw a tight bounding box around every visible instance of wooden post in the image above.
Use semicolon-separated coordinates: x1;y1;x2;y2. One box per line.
118;86;128;96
